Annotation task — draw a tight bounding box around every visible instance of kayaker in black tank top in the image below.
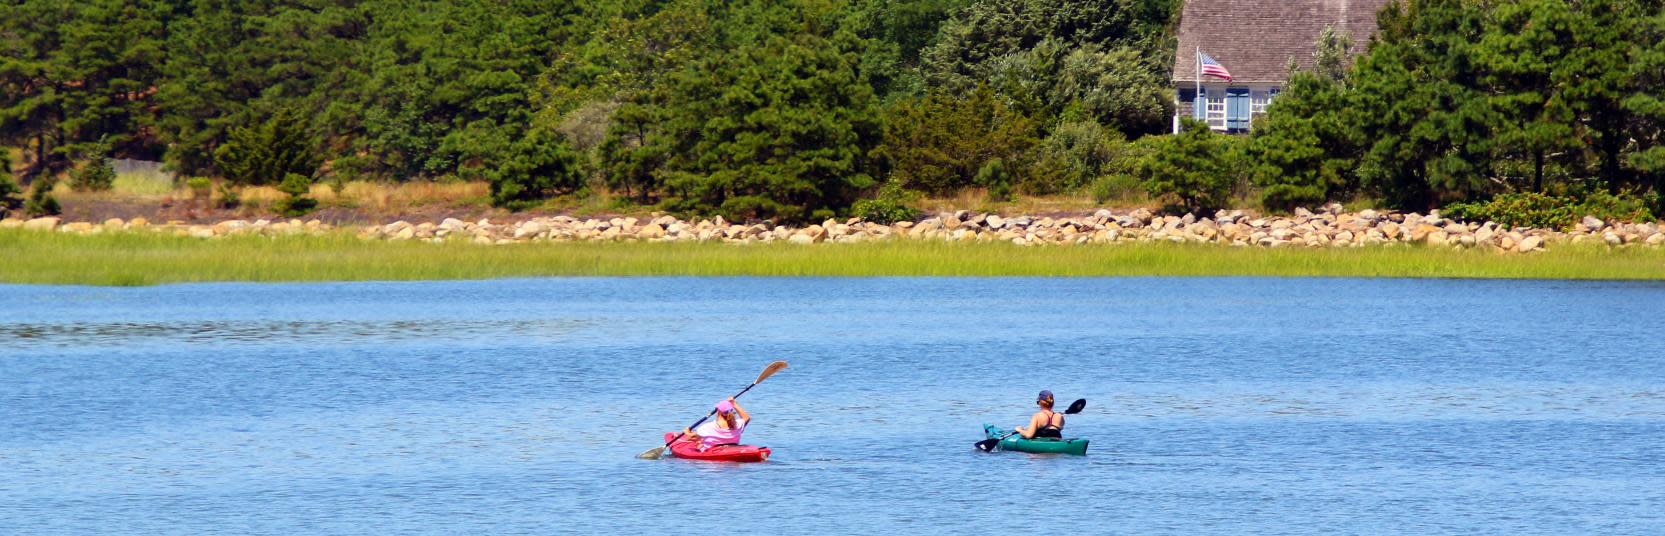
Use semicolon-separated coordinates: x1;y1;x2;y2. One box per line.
1016;390;1065;439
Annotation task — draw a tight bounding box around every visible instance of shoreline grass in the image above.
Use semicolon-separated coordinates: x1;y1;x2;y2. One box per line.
3;229;1664;286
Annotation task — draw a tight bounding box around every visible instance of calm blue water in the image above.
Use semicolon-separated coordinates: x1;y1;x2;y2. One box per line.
2;277;1663;534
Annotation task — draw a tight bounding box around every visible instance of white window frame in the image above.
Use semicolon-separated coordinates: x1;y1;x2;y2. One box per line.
1205;92;1227;131
1250;89;1270;127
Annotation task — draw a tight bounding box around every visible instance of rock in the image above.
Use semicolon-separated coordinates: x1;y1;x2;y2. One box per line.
1603;232;1623;246
513;221;546;239
1093;209;1113;220
1475;228;1496;245
62;222;96;234
1517;235;1543;253
393;227;415;240
103;218;125;229
638;224;666;239
23;217;60;231
189;226;215;239
1358;209;1380;222
1410;224;1441;243
788;234;814;245
1647;233;1665;245
1129;208;1153;224
986;215;1006;229
1582;215;1606;231
129;217;149;227
0;218;22;229
1294;206;1314;218
1323;202;1345;215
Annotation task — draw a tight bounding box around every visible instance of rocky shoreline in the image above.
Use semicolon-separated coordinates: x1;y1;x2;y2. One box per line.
5;203;1663;253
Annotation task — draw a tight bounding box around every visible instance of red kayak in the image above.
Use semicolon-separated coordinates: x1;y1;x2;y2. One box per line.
662;432;771;462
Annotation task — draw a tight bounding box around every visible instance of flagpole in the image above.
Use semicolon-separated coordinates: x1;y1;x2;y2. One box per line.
1195;46;1201;127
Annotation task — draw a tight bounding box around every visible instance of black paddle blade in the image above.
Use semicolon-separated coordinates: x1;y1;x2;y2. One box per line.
974;438;1001;452
1064;398;1087;414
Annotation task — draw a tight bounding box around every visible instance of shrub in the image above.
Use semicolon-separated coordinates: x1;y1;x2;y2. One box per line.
1575;190;1656;224
1028;120;1128;194
70;141;116;192
1091;174;1143;204
977;158;1013;202
1445;191;1657;229
1139;118;1237;214
272;173;317;217
851;180;921;224
871;86;1039;195
214;109;321;186
0;173;23;219
489;129;583;211
216;183;241;210
24;175;61;217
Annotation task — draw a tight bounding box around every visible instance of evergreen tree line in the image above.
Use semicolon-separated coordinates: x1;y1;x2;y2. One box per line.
0;0;1178;220
4;0;1660;222
1246;0;1665;218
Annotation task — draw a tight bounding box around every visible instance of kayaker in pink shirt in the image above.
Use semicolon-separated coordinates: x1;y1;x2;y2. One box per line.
684;397;749;450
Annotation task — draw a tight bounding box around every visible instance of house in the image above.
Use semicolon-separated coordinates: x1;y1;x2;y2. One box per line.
1171;0;1393;133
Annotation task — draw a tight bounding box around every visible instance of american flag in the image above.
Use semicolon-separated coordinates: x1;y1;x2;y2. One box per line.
1199;50;1233;81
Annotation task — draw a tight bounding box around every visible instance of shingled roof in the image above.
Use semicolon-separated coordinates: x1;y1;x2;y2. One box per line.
1172;0;1395;84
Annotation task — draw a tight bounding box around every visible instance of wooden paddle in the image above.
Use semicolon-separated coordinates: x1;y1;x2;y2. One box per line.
638;360;788;460
975;398;1086;453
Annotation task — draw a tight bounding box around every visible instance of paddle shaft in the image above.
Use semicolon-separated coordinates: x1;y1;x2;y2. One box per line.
659;381;762;450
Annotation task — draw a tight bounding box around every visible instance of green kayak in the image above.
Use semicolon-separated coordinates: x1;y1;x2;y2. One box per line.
982;424;1089;455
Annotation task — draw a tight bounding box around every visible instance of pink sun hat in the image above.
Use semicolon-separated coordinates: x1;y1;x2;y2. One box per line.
714;400;735;414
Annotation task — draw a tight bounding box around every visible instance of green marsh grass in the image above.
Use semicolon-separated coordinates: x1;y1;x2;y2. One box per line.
3;229;1664;286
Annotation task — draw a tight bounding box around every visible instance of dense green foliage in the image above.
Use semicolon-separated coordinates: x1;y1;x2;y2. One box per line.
1245;0;1665;215
851;180;922;224
69;138;116;192
0;0;1184;221
214;109;321;187
1141;119;1238;214
273;173;317;217
488;129;583;211
0;157;21;218
1445;191;1657;229
24;175;60;217
8;0;1662;222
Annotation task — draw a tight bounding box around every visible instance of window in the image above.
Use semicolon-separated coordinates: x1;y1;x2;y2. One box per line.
1205;93;1226;130
1250;90;1270;126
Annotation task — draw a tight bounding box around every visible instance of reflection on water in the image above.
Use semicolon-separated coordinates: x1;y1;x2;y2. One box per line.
1;277;1662;535
3;319;589;347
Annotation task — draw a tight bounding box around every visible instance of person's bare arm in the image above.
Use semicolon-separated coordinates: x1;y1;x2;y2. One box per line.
730;397;750;424
1017;413;1043;438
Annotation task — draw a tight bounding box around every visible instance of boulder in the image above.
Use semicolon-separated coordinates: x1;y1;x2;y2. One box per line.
23;217;60;231
1410;224;1441;243
1582;215;1606;231
1517;235;1543;253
